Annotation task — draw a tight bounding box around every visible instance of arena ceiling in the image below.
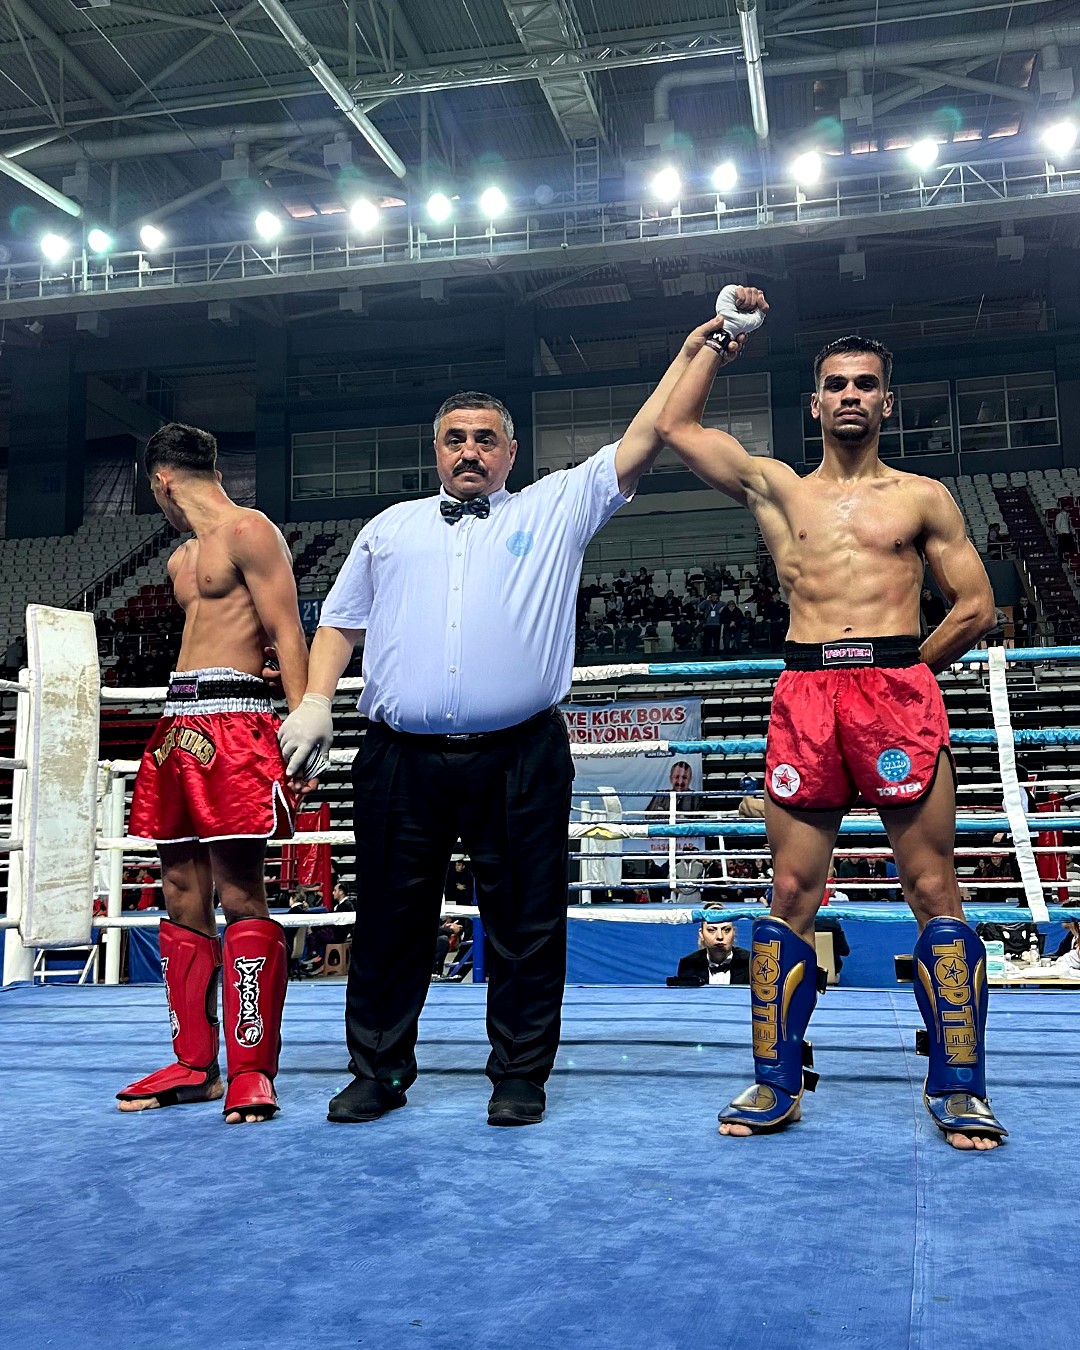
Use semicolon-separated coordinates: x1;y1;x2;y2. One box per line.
0;0;1077;328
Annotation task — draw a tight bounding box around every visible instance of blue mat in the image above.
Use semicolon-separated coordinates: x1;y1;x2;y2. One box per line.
0;982;1074;1349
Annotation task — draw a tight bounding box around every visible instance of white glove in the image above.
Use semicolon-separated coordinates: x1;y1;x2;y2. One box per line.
278;693;333;780
714;284;767;339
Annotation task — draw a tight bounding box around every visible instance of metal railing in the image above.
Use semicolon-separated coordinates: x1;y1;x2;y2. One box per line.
2;155;1077;314
66;521;175;615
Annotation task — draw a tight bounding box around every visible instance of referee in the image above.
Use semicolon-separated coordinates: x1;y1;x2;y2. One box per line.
279;303;760;1126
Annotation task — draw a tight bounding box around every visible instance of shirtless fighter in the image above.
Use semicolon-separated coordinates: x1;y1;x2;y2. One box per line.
116;422;308;1124
656;296;1005;1149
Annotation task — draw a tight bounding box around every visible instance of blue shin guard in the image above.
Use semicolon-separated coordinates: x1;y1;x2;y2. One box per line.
912;916;1007;1140
719;917;822;1133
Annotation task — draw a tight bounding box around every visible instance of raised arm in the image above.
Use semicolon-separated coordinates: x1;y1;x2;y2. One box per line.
654;290;775;506
231;513;309;711
919;482;997;673
614;295;762;496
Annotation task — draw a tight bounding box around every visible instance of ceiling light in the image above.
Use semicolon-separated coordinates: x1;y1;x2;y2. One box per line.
1043;119;1078;157
254;210;282;241
791;151;822;186
40;232;70;264
426;191;453;224
650;166;682;203
710;161;738;193
907;138;940;171
139;223;165;250
86;228;112;253
479;185;508;217
349;197;380;231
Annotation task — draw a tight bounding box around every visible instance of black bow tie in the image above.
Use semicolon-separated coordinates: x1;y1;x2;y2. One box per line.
441;495;490;524
708;958;732;974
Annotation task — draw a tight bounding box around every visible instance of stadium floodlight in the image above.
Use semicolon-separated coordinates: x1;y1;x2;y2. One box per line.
479;185;508;217
650;166;682;203
40;232;70;263
86;227;112;253
1043;119;1078;157
791;151;822;186
139;223;166;250
254;210;283;241
426;191;453;224
349;197;381;231
710;161;738;193
907;138;940;170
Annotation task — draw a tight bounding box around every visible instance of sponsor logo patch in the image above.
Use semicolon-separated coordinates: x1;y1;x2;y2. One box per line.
152;725;216;768
161;955;179;1040
233;955;267;1046
877;747;912;783
771;763;801;798
822;642;873;666
506;530;534;557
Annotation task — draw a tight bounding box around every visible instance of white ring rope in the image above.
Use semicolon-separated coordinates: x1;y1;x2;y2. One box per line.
988;645;1048;921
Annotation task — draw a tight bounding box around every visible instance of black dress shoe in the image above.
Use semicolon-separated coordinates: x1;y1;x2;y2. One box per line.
487;1079;546;1126
327;1078;407;1123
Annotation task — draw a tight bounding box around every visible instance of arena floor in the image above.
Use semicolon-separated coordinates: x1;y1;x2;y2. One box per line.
0;981;1074;1350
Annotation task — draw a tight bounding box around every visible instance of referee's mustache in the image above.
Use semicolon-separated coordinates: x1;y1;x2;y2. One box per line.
453;460;488;476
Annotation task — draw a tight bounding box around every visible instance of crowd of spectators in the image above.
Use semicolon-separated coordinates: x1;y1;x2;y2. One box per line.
97;610;178;686
576;560;790;658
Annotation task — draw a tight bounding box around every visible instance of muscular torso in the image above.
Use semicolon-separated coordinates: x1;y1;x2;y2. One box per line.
754;468;927;641
171;510;270;675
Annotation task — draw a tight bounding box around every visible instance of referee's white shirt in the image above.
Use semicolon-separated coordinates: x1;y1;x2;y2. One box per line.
319;442;630;733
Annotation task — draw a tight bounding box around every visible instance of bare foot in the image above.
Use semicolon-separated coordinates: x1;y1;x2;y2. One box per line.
718;1104;801;1136
224;1108;273;1125
945;1131;1001;1151
117;1077;225;1112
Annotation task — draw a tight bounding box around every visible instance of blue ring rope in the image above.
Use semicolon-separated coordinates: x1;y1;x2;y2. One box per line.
645;815;1080;837
687;905;1079;923
638;645;1080;679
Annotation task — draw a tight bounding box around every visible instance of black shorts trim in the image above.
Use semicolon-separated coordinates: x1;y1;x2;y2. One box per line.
783;636;921;672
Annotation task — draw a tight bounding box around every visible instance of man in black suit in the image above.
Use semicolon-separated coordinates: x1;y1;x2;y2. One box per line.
677;909;750;985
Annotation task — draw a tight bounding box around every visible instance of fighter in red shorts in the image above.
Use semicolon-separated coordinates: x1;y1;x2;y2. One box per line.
117;422;309;1124
658;296;1005;1149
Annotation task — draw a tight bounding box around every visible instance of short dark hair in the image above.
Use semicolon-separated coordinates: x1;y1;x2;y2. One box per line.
144;422;218;478
813;335;893;390
433;391;514;442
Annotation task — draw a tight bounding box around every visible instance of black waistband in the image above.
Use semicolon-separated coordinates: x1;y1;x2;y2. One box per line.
166;674;274;702
372;707;557;750
783;637;922;671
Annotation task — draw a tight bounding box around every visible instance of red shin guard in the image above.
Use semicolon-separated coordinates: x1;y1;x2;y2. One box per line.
117;920;222;1105
221;917;288;1119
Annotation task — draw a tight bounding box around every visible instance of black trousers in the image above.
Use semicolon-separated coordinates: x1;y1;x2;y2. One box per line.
345;710;574;1093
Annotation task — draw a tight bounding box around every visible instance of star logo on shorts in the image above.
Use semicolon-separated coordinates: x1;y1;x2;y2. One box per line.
771;763;801;798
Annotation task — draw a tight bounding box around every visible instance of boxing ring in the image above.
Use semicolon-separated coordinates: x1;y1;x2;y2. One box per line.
1;605;1079;1348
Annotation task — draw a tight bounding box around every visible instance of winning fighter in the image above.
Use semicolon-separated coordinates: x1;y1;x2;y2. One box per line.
116;422;308;1124
656;292;1005;1149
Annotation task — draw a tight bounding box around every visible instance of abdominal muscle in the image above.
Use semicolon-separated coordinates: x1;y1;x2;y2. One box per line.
765;517;925;643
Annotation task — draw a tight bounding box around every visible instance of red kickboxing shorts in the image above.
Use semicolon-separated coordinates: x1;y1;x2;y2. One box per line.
129;668;296;844
765;637;952;812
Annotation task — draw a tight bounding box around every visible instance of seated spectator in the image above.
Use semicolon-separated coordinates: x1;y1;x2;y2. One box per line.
814;914;851;977
1049;919;1080;971
595;623;614;654
444;858;475;906
720;599;746;652
676;897;750;985
673;617;695;650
